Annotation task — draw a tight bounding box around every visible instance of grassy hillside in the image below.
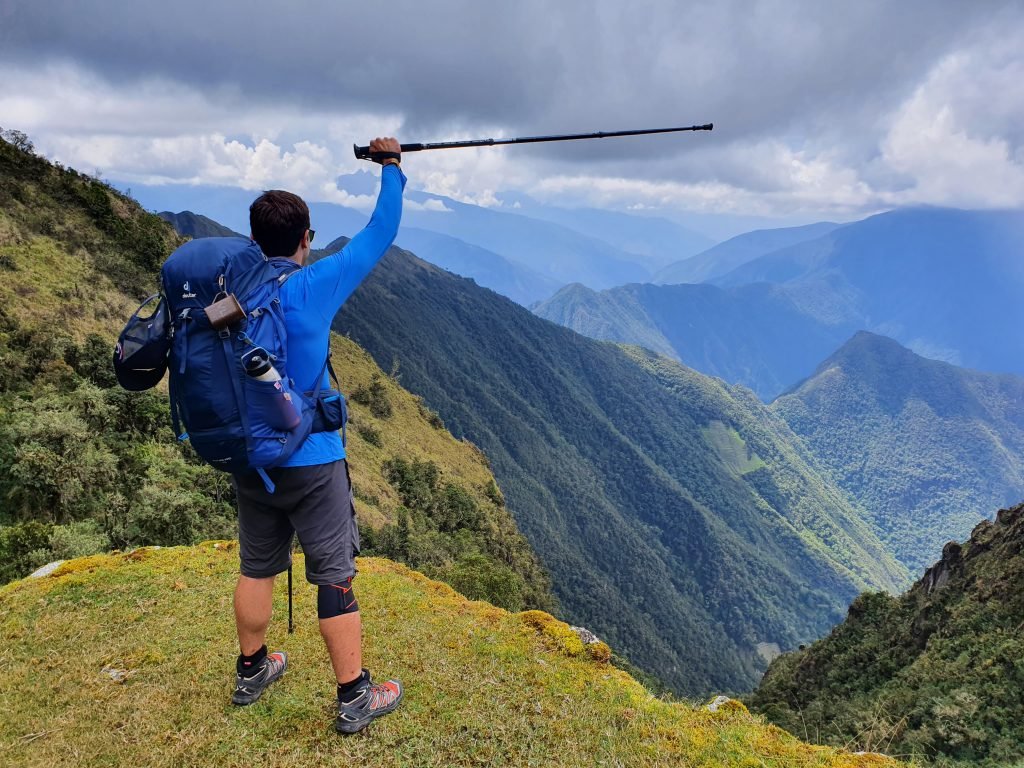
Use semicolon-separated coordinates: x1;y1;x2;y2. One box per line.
0;544;897;768
0;134;551;613
773;332;1024;575
749;502;1024;767
333;245;909;695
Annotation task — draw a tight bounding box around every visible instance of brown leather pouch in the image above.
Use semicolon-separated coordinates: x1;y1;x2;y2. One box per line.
205;294;245;330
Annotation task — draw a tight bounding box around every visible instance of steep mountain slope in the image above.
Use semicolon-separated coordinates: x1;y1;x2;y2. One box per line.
157;210;242;238
332;245;909;694
714;208;1024;376
0;546;896;768
654;221;839;285
533;281;849;400
0;136;551;612
749;502;1024;767
772;332;1024;575
394;226;563;305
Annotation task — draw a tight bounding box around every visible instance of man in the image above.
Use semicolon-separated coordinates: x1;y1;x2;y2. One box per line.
230;137;405;735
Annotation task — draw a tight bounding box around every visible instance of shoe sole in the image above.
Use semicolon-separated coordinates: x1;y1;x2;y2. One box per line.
231;662;287;706
335;688;405;734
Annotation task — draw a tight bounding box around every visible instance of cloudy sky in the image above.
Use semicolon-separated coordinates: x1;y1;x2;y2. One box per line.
2;0;1023;228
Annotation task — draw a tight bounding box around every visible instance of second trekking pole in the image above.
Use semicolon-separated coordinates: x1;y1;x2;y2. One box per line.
287;562;294;634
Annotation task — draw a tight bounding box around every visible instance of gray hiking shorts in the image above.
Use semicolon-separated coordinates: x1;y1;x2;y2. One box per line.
232;460;360;585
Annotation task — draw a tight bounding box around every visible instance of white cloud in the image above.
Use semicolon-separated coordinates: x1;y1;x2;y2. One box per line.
879;41;1024;208
533;141;876;216
413;199;453;212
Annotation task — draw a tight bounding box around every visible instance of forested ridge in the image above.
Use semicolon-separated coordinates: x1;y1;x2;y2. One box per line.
0;132;552;613
750;502;1024;766
772;332;1024;575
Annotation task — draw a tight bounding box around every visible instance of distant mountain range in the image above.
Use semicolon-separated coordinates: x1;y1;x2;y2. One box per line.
773;331;1024;575
653;221;839;284
495;192;715;271
401;189;653;289
536;208;1024;398
533;281;849;400
130;179;679;303
329;243;908;694
393;227;562;305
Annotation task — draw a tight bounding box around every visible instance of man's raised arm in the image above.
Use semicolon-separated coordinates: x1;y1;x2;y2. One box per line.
307;137;406;320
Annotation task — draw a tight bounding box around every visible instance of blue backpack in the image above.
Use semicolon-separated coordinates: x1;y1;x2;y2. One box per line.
158;237;343;491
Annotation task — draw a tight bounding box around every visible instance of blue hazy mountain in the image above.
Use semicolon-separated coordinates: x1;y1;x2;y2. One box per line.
496;192;716;271
129;183;369;239
714;207;1024;376
772;331;1024;575
654;221;839;284
533;281;849;399
400;190;652;289
128;179;653;292
394;228;563;305
536;208;1024;397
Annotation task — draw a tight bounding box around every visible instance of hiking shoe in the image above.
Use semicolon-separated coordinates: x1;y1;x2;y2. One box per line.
336;669;404;734
231;651;287;706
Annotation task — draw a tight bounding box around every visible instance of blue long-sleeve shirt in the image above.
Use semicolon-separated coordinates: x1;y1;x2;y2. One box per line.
278;163;406;466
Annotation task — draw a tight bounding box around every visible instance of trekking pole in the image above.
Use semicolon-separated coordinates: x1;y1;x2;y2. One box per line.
287;562;294;634
354;122;713;160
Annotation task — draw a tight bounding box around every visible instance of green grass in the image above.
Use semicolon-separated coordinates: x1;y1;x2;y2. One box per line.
703;420;768;476
0;546;898;767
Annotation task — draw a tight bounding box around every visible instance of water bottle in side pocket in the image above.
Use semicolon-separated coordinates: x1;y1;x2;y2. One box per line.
242;348;301;431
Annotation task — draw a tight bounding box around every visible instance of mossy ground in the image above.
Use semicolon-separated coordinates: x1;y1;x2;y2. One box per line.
0;546;896;767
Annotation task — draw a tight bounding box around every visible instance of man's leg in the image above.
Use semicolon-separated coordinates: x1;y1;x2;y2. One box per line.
235;574;276;655
293;461;403;733
230;471;293;706
320;611;362;684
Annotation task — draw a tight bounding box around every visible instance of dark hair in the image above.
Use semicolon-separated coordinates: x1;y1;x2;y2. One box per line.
249;190;310;257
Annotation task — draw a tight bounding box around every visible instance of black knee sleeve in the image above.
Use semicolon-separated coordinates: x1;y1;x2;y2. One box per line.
317;578;358;619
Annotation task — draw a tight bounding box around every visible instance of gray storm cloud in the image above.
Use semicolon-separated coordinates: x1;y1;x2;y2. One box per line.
1;1;1013;143
2;0;1023;215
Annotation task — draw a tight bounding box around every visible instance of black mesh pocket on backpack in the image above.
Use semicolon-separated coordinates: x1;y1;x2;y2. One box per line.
310;390;346;435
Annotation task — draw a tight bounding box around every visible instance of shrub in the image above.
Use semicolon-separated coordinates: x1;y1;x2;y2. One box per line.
0;521;53;582
350;374;392;418
356;423;382;447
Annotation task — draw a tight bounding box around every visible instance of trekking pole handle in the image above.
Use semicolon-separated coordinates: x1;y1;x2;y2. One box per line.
353;143;424;161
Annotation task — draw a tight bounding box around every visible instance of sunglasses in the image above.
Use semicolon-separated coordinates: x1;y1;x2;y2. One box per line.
308;228;316;244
